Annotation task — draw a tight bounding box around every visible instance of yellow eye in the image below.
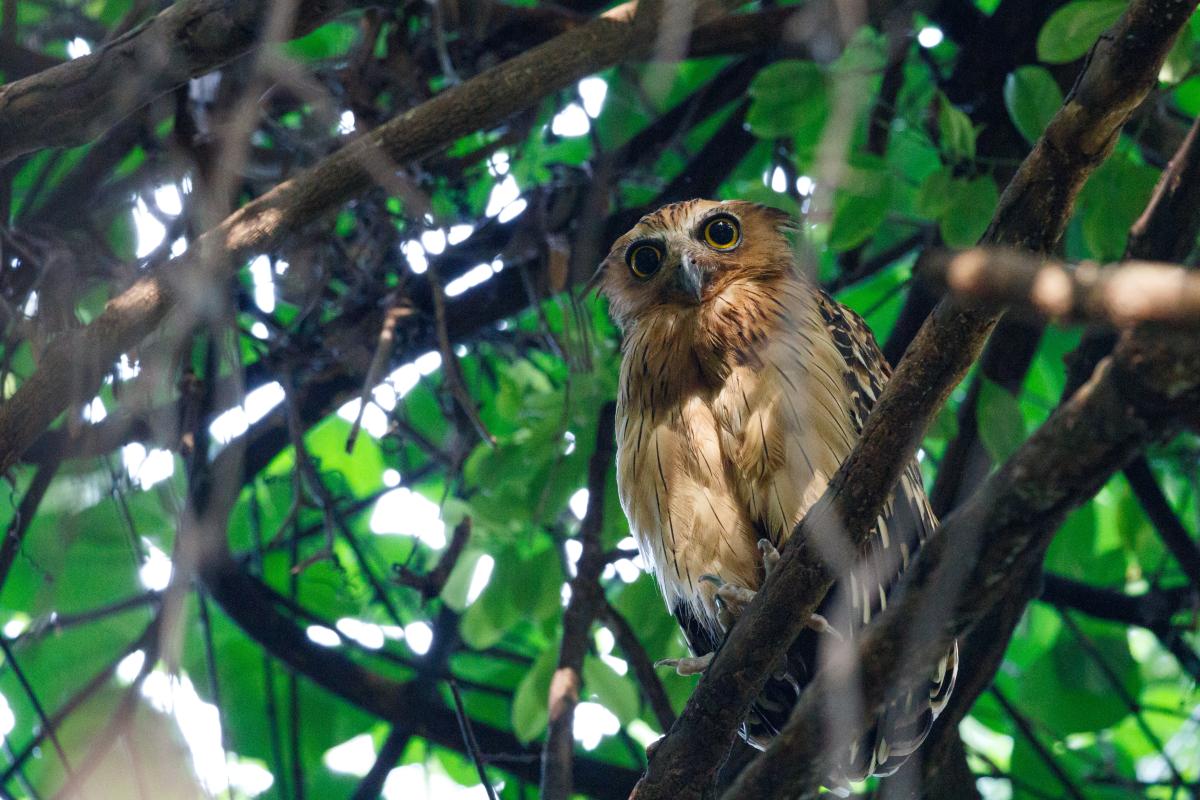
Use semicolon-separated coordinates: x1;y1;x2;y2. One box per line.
627;243;664;279
703;216;740;250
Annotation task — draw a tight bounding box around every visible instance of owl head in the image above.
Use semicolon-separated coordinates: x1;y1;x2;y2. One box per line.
598;199;798;330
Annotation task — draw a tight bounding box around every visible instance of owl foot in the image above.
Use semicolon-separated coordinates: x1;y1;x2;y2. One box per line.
654;652;713;676
700;537;843;641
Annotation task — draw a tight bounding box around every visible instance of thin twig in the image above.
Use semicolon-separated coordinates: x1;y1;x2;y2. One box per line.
346;302;413;453
1058;610;1187;789
349;724;412;800
991;689;1087;800
428;262;495;446
449;680;499;800
0;638;73;778
600;599;676;732
393;518;473;600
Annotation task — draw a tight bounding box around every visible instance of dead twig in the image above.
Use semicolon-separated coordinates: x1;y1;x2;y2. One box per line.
393;517;473;600
428;262;495;446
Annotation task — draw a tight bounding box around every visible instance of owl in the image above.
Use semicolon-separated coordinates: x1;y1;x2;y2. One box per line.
599;199;957;787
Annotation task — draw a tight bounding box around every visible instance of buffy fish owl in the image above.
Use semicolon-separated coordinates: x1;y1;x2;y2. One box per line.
599;199;957;787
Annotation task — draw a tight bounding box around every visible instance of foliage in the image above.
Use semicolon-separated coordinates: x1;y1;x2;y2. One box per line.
0;0;1197;799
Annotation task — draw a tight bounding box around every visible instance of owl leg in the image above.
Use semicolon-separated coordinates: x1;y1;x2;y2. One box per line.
700;540;843;640
654;652;713;676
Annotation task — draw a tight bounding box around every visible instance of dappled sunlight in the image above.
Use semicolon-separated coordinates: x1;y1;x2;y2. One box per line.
3;2;1198;799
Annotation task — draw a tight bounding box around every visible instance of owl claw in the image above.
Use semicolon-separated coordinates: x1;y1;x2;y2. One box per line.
655;653;713;676
757;539;780;577
806;612;844;641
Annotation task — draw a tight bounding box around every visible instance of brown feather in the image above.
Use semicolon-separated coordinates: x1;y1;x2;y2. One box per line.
602;199;955;788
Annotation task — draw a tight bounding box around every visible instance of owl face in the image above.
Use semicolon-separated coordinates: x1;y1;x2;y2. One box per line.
599;199;796;329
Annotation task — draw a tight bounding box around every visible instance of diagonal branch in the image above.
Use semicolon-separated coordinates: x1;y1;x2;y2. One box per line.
629;2;1198;796
0;0;352;165
907;82;1200;800
721;322;1200;799
601;598;676;732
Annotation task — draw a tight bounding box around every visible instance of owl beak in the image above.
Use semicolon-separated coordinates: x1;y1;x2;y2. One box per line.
675;253;705;303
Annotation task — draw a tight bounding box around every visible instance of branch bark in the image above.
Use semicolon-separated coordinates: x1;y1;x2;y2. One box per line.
927;248;1200;327
0;0;350;165
721;323;1200;799
908;76;1200;800
629;2;1197;797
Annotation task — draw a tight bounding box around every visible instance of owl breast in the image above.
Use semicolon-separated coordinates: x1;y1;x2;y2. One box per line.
614;278;858;644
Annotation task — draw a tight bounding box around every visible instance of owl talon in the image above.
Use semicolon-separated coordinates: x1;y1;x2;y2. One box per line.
806;612;843;641
655;653;713;676
757;539;780;577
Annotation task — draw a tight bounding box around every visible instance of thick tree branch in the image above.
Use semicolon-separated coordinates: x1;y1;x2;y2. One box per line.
0;0;723;476
927;248;1200;327
541;403;616;800
0;0;351;165
910;82;1200;799
721;324;1200;799
630;3;1196;797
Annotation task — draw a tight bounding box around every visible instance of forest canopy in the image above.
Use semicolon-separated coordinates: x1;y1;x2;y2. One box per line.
0;0;1198;798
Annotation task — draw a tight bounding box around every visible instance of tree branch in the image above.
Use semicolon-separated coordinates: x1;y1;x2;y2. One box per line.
601;599;677;733
200;557;641;798
0;0;351;165
630;2;1197;797
927;248;1200;327
1040;574;1196;630
910;74;1200;799
721;322;1200;799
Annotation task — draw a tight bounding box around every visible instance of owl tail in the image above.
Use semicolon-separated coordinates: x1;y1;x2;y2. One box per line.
831;640;960;788
740;639;960;793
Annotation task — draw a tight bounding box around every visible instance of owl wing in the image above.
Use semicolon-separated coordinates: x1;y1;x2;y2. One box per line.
811;289;958;783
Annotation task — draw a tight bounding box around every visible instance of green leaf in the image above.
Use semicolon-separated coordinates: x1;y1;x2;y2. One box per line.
938;94;977;162
1019;622;1141;733
976;379;1026;463
1036;0;1126;65
1077;151;1160;260
284;21;359;61
1004;66;1064;144
1046;500;1126;585
827;157;893;251
915;166;956;220
459;569;520;650
828;188;892;251
746;61;828;140
583;655;639;725
939;176;999;248
512;646;558;743
439;549;486;612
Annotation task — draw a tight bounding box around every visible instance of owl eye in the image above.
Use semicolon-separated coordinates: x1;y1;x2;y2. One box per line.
626;243;664;279
702;216;740;250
